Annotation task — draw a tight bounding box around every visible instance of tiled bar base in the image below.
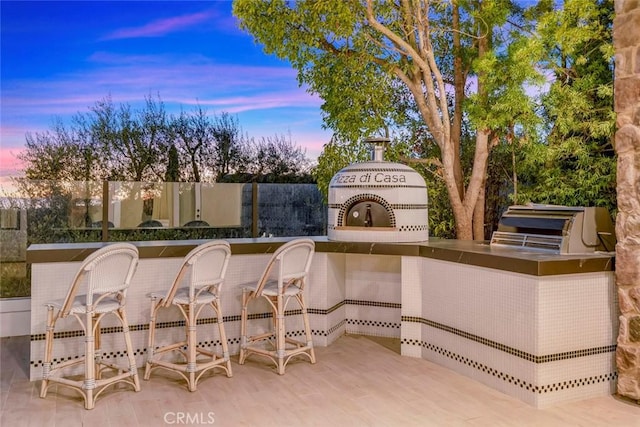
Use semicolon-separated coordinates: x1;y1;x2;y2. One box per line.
29;252;400;380
28;238;616;408
344;254;401;338
401;258;617;408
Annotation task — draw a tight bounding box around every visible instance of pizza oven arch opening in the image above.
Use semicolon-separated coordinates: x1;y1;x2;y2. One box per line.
340;194;396;228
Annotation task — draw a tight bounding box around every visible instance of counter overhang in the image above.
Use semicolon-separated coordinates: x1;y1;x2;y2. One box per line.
26;236;614;276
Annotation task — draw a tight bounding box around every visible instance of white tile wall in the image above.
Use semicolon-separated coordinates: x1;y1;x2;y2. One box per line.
536;272;617;354
409;258;616;408
344;254;401;337
420;258;538;354
345;254;401;302
401;256;422;318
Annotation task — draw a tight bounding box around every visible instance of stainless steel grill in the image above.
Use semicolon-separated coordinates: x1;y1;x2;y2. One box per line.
490;204;616;254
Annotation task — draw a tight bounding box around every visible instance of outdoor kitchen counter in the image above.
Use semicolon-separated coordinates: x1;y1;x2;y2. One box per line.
27;237;617;409
26;236;614;276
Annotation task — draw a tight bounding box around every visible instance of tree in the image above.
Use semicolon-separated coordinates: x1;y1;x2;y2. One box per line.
90;95;164;182
17;114;105;182
250;133;311;179
165;144;181;182
19;129;82;181
233;0;542;239
171;108;253;182
516;0;616;214
211;112;248;181
138;94;172;181
18;93;315;185
171;105;213;182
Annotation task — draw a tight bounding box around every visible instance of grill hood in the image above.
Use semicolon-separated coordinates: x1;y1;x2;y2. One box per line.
490;204;616;254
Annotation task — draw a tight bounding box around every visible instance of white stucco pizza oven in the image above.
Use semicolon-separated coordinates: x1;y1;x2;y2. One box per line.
327;138;429;242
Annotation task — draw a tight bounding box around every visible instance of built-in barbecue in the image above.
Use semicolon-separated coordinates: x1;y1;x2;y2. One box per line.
490;204;616;254
327;138;429;242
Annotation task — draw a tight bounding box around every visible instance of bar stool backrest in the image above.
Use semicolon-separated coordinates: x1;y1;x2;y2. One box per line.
161;240;231;305
254;238;315;297
60;243;139;316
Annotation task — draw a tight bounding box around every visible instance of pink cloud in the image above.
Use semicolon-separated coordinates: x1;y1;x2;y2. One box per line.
8;56;300;103
0;148;25;177
1;54;330;177
185;91;324;113
294;134;331;161
102;11;214;40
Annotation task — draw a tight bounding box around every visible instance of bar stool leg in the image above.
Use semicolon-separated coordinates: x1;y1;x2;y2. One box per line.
40;306;55;399
239;290;249;365
214;300;233;377
276;294;286;375
120;308;140;391
84;312;96;410
299;294;316;363
187;303;197;391
144;297;159;380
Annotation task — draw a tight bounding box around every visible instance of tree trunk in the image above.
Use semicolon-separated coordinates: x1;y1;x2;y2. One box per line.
467;1;491;241
512;143;518;205
472;174;486;240
450;129;489;240
451;193;473;239
452;0;465;200
442;143;473;240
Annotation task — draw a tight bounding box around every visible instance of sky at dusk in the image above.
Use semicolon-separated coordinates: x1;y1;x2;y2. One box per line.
0;0;333;178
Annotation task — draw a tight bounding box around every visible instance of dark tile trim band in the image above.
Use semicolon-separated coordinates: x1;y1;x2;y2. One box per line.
29;300;396;369
29;318;348;369
347;319;400;329
345;299;401;309
402;316;617;363
31;299;398;342
402;338;617;394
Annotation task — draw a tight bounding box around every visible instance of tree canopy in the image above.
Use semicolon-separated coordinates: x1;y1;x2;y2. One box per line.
517;0;616;214
234;0;616;239
234;0;543;239
17;94;313;184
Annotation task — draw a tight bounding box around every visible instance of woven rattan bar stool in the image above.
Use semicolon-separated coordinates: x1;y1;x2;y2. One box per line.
144;240;233;391
40;243;141;410
239;238;316;375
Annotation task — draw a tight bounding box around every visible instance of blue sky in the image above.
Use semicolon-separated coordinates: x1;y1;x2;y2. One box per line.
0;0;332;178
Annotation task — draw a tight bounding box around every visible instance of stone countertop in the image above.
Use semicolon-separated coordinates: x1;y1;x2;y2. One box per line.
26;236;614;276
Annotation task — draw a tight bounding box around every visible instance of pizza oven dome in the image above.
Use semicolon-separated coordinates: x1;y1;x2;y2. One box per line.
327;138;429;242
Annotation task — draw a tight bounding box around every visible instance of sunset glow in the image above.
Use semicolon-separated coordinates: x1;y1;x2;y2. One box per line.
0;1;332;177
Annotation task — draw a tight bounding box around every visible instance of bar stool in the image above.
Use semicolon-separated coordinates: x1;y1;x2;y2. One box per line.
239;238;316;375
40;242;141;410
144;240;233;391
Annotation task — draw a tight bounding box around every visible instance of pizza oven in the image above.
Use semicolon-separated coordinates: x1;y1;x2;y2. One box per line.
327;138;429;242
